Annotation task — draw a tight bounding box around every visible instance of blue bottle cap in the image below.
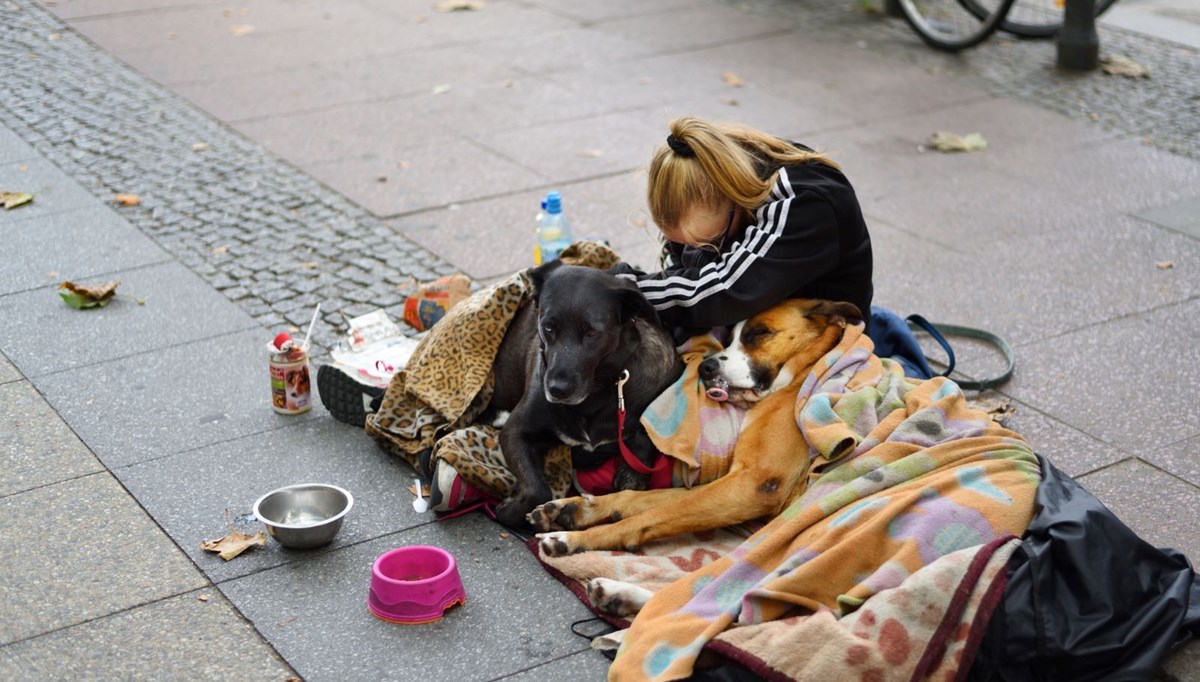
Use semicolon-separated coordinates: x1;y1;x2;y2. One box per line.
544;191;562;214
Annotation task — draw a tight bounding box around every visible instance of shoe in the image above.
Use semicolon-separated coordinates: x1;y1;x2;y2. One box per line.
428;459;489;512
317;362;387;427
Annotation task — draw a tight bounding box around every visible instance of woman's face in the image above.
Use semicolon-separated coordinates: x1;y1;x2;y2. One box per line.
663;201;733;248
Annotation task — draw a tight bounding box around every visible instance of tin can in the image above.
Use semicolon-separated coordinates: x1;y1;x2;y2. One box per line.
268;334;312;415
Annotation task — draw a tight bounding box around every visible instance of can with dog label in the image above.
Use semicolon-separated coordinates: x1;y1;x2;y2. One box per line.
268;331;312;415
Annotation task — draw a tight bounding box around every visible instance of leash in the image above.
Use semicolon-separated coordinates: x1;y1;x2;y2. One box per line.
906;316;1016;391
615;370;671;476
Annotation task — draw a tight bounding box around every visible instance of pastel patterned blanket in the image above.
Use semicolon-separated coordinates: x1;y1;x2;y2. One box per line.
538;323;1041;681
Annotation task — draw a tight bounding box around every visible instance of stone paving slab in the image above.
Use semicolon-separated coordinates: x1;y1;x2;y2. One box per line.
1076;459;1200;563
1003;298;1200;454
1142;435;1200;490
0;380;103;498
0;124;36;163
1001;398;1130;479
1135;195;1200;240
0;261;257;378
218;514;600;682
506;649;615;681
0;157;104;225
33;328;316;469
44;0;226;21
0;472;206;645
594;1;783;53
0;204;171;296
0;588;295;680
519;0;696;24
116;417;423;583
0;352;20;385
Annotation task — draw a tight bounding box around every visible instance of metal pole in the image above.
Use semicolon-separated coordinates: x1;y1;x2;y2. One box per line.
1057;0;1099;70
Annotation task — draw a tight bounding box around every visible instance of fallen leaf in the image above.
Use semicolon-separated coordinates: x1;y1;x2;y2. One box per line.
197;594;210;602
48;32;61;41
396;160;411;170
576;149;604;158
192;142;209;152
638;77;652;85
113;194;141;206
1088;113;1100;122
721;97;739;106
58;280;121;309
229;24;254;37
928;131;988;153
630;217;647;228
1156;260;1174;270
376;175;388;183
1;191;33;209
721;71;745;87
223;7;233;16
432;83;453;94
211;245;229;255
499;531;510;539
1100;55;1149;78
18;164;28;171
968;396;1015;425
200;530;267;561
501;78;514;88
415;14;428;23
434;0;485;11
298;261;319;269
167;32;178;40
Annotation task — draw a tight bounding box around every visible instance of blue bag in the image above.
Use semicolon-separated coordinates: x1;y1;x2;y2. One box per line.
868;306;1014;390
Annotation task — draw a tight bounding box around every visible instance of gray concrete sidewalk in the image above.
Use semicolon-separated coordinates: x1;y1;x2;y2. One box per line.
2;0;1199;679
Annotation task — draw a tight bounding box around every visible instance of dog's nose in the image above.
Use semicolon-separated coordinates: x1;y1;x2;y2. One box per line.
546;378;572;402
699;357;721;381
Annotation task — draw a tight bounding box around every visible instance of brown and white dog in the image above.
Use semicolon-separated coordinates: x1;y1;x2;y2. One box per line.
527;299;861;613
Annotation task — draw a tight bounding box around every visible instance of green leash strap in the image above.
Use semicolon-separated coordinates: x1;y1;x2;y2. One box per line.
906;319;1016;391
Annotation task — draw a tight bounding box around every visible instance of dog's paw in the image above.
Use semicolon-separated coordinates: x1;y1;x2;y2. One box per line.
495;498;533;528
537;531;583;557
587;578;652;618
527;498;584;531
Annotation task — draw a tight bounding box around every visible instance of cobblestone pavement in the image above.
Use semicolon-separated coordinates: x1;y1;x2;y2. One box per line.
0;1;455;355
716;0;1200;160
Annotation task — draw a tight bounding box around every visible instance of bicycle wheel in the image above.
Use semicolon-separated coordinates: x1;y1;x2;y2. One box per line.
961;0;1119;38
899;0;1016;51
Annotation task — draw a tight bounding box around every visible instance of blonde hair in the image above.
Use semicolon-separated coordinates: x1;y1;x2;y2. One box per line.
647;117;840;233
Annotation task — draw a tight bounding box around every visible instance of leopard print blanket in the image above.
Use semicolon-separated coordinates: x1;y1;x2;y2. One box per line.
364;241;623;501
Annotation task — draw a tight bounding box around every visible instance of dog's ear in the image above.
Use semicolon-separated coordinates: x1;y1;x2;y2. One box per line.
617;281;660;325
805;300;863;327
529;260;564;302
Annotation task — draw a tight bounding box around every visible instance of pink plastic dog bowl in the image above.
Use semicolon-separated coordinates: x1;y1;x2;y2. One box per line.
368;546;466;624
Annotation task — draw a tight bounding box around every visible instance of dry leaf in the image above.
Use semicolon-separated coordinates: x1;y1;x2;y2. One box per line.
167;32;178;40
1100;55;1149;78
721;97;739;106
638;77;652;85
576;149;604;158
396;160;411;170
432;83;452;94
376;175;388;183
1156;260;1174;270
223;7;233;16
198;594;210;602
501;78;514;88
298;261;319;269
58;280;120;309
200;530;267;561
968;396;1015;425
192;142;209;152
928;131;988;153
18;164;27;172
48;32;61;41
415;14;428;23
211;245;229;255
630;217;647;228
1;191;33;209
499;531;510;539
721;71;745;87
434;0;485;11
229;24;254;37
113;194;141;206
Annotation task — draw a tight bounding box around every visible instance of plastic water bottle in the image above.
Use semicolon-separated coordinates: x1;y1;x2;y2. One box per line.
534;191;573;265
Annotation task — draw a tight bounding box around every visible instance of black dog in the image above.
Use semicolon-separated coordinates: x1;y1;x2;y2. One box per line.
486;261;683;527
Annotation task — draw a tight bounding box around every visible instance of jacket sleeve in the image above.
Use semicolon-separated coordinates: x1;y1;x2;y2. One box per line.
626;167;840;329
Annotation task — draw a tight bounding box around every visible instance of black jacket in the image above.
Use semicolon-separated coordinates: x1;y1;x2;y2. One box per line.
620;159;873;330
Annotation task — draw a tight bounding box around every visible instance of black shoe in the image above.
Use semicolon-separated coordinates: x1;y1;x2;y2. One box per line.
317;363;386;427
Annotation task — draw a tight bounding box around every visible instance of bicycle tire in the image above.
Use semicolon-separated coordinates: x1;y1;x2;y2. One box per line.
899;0;1016;51
960;0;1119;38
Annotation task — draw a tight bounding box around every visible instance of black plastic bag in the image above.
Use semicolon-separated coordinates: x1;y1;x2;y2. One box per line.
970;454;1200;681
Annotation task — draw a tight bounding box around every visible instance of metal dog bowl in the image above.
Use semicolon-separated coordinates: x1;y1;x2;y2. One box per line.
252;483;354;549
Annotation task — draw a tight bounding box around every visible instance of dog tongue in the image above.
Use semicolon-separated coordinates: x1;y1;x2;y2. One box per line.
705;377;730;402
